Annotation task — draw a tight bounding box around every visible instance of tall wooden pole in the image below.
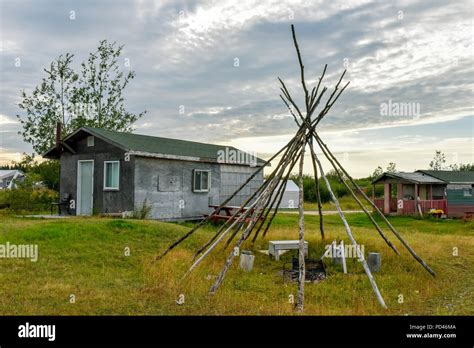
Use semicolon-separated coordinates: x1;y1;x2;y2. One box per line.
311;142;387;308
296;145;306;312
309;137;325;240
159;25;436;310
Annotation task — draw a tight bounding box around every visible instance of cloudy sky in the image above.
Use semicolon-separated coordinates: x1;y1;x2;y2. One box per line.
0;0;472;177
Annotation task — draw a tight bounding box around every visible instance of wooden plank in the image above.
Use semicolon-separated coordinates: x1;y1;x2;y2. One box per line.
340;240;347;274
384;183;390;214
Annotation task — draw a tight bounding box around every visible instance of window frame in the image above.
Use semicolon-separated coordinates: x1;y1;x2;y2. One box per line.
193;169;211;193
87;136;95;147
103;160;120;191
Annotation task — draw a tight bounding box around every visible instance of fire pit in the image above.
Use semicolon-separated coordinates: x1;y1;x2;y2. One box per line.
281;257;326;283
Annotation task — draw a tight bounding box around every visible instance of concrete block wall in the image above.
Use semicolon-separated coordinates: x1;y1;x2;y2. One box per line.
134;157;220;220
134;158;264;220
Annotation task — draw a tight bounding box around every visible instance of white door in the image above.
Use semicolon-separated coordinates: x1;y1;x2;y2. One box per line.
77;160;94;215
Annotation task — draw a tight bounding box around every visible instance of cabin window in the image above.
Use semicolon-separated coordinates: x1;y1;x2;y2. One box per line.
464;188;473;197
87;136;95;147
193;169;210;192
104;161;120;190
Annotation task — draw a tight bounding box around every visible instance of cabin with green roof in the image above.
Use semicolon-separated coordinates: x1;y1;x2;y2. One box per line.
44;126;264;220
372;170;474;218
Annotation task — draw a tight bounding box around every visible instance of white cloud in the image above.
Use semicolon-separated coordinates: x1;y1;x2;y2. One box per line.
348;5;472;93
0;39;21;53
0;0;472;174
0;114;18;125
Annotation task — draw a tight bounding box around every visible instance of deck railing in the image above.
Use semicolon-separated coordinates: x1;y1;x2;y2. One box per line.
372;198;447;215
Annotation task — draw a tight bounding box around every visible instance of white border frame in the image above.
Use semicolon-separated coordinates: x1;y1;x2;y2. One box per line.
193;169;211;193
77;160;94;215
103;160;120;191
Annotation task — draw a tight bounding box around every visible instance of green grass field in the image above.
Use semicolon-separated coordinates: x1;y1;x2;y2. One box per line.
0;213;472;315
303;195;371;211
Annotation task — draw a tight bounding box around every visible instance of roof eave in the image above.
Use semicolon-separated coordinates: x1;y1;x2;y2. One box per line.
42;126;268;166
42;146;59;159
447;181;474;185
371;172;446;185
42;126;130;159
130;150;265;166
371;172;417;184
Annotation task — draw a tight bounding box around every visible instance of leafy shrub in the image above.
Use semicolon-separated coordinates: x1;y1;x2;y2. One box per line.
0;172;58;213
297;174;378;203
0;187;58;213
0;190;10;209
6;153;60;191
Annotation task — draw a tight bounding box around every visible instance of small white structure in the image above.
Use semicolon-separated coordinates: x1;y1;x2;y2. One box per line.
239;251;255;272
268;240;308;260
267;179;299;209
0;170;25;189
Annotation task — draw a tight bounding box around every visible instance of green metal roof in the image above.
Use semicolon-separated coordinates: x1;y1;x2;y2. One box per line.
53;126;265;165
372;171;445;184
416;170;474;184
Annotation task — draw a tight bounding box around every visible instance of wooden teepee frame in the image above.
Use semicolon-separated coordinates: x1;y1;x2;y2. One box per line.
156;25;435;311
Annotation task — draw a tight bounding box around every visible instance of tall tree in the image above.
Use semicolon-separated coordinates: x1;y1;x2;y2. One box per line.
429;150;446;170
71;40;145;131
386;162;397;173
17;53;78;154
17;40;146;154
371;166;383;178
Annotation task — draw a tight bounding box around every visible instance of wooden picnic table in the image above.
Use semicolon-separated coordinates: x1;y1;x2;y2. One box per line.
206;204;257;223
208;204;247;216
